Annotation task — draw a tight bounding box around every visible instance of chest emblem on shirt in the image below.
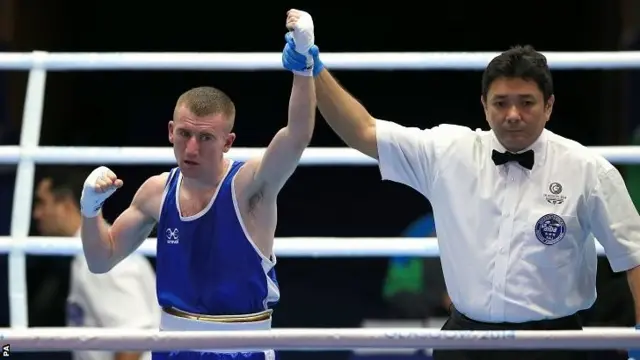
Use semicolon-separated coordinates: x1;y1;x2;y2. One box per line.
544;182;566;205
165;228;180;244
534;213;566;245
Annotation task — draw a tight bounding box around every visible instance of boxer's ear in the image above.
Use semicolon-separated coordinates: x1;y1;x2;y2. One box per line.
223;133;236;153
168;121;175;144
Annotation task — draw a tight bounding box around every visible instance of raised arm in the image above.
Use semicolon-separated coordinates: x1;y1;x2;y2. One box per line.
280;9;477;199
80;169;165;273
314;69;378;159
244;74;315;199
277;9;376;159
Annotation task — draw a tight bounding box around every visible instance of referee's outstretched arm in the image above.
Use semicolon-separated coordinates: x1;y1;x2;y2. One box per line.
314;68;472;198
314;69;379;159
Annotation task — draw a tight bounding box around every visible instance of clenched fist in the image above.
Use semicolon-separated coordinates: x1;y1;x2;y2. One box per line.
285;9;315;55
80;166;123;218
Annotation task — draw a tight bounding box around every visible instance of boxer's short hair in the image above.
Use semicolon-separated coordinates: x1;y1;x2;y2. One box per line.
176;86;236;120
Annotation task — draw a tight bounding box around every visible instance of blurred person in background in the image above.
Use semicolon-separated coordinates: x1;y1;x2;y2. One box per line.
33;168;159;360
383;213;450;320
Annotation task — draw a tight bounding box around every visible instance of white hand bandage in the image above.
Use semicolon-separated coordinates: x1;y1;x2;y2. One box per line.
291;10;315;55
80;166;119;218
289;9;315;70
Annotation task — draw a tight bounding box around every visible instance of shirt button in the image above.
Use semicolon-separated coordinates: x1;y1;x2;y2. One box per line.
500;247;505;254
510;177;515;182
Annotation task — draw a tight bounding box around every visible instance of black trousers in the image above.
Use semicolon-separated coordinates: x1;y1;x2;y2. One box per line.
432;305;589;360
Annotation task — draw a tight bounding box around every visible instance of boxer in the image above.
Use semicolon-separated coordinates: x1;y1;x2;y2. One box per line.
79;15;318;359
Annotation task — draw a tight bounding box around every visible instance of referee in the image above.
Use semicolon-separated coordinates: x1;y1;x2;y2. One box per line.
305;41;640;359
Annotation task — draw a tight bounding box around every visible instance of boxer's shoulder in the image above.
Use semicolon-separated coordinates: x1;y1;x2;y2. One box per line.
139;172;170;195
133;172;171;220
232;159;259;189
228;160;271;210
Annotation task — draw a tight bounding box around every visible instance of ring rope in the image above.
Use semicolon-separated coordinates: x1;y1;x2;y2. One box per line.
2;328;638;352
0;236;609;257
2;145;640;165
2;51;640;70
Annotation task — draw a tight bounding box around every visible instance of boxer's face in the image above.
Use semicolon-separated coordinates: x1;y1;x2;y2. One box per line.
169;105;236;179
482;77;554;152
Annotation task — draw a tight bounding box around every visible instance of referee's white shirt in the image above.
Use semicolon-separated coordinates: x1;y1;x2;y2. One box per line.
67;230;160;360
376;119;640;323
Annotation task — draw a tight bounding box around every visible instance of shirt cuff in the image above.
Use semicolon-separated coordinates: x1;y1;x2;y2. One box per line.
608;248;640;272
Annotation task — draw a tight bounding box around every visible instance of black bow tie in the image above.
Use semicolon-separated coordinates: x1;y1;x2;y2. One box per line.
491;149;534;170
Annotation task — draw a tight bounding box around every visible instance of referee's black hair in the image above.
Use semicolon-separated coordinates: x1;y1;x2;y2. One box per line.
481;45;554;103
36;166;87;209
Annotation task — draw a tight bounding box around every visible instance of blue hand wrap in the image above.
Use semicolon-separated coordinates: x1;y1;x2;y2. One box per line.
281;33;324;77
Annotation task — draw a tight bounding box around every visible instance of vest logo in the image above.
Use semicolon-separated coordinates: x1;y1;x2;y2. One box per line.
165;228;180;244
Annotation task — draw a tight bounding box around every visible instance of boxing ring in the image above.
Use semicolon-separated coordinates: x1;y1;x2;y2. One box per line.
1;50;640;353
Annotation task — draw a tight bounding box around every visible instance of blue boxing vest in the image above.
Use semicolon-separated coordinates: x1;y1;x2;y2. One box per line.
156;161;280;316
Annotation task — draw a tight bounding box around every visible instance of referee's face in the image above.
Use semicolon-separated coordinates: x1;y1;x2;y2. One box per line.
482;77;553;152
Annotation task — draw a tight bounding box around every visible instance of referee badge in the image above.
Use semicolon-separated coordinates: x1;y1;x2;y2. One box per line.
534;214;567;245
544;182;566;205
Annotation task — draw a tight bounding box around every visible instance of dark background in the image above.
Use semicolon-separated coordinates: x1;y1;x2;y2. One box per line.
0;1;639;359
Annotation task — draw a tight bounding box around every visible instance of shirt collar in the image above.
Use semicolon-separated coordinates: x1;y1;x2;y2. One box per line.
491;128;549;169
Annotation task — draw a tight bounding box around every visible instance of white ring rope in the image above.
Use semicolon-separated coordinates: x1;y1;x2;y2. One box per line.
2;51;640;70
0;236;608;257
2;145;640;165
2;328;638;352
